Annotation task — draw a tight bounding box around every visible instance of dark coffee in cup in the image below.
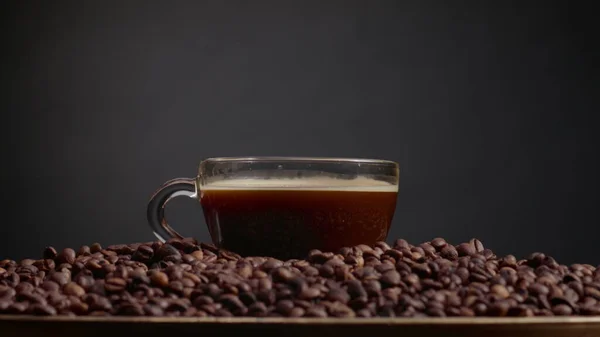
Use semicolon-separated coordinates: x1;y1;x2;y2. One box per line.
199;177;398;259
147;157;400;260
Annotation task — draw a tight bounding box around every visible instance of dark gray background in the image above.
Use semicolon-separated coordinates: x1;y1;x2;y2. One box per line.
1;1;598;263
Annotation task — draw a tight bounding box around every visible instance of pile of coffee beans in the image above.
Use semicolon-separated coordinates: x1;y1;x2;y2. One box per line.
1;237;599;318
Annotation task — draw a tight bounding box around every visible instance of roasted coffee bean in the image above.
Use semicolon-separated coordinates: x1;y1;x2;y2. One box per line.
15;282;34;294
155;244;181;261
257;289;276;305
56;248;76;265
29;303;57;316
456;243;476;257
63;282;86;297
440;245;459;260
1;237;599;318
169;280;184;294
89;243;102;253
430;238;447;250
40;280;60;293
117;303;144;316
529;283;550;296
143;304;164;316
491;284;510;299
104;278;127;293
78;245;91;256
346;280;367;298
43;247;58;260
150;271;169;288
132;245;154;262
275;299;294;315
165;298;190;312
470;239;485;253
328;302;356;317
298;287;321;300
327;288;351;303
553;304;573;316
49;271;70;286
305;306;328;317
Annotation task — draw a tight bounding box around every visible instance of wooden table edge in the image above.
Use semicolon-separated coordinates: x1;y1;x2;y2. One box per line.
2;315;600;325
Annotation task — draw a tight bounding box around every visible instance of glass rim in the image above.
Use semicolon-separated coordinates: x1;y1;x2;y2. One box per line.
203;156;398;166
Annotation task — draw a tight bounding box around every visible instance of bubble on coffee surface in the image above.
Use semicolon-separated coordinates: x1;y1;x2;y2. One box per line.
202;177;398;192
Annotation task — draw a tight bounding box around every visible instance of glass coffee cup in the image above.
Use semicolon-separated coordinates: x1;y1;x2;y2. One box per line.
147;157;399;259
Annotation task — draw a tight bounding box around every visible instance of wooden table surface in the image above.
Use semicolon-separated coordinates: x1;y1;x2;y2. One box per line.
2;315;600;337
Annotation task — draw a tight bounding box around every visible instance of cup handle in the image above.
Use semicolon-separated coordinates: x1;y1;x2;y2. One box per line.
146;177;197;242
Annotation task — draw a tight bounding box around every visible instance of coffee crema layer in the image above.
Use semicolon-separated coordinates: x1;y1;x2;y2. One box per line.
202;177;399;192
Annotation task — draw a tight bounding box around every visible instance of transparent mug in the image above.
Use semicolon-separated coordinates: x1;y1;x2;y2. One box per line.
147;157;400;259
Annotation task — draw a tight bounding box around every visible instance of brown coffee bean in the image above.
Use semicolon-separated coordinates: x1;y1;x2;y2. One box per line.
553;304;573;316
150;271;169;287
529;283;550;296
17;292;47;306
380;270;401;286
39;280;59;293
104;278;127;292
327;301;355;317
155;244;181;261
169;280;184;293
298;287;321;300
78;246;91;256
361;280;380;297
56;248;76;265
64;282;86;297
42;246;58;260
469;239;484;253
132;245;154;262
491;284;510;299
116;303;144;316
192;295;213;308
456;243;476;257
430;238;447;250
98;263;115;277
412;264;431;278
327;288;350;303
213;308;232;317
318;264;335;278
393;239;411;250
272;267;294;282
261;258;283;271
238;291;256;306
3;237;599;318
7;301;28;314
84;258;102;271
440;245;458;260
488;300;510;316
50;271;70;286
29;303;57;316
305;306;328;317
166;298;190;312
144;304;164;316
276;299;294;315
281;306;301;317
247;302;267;316
69;301;89;315
88;243;102;253
346;279;367;298
15;282;34;294
585;287;600;300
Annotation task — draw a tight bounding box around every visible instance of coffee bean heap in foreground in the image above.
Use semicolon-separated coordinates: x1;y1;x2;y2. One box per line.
1;237;600;318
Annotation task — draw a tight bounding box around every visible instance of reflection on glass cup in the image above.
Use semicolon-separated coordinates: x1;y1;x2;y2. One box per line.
147;157;399;259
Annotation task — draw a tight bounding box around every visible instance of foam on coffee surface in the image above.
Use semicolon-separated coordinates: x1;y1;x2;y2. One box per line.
203;177;398;191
